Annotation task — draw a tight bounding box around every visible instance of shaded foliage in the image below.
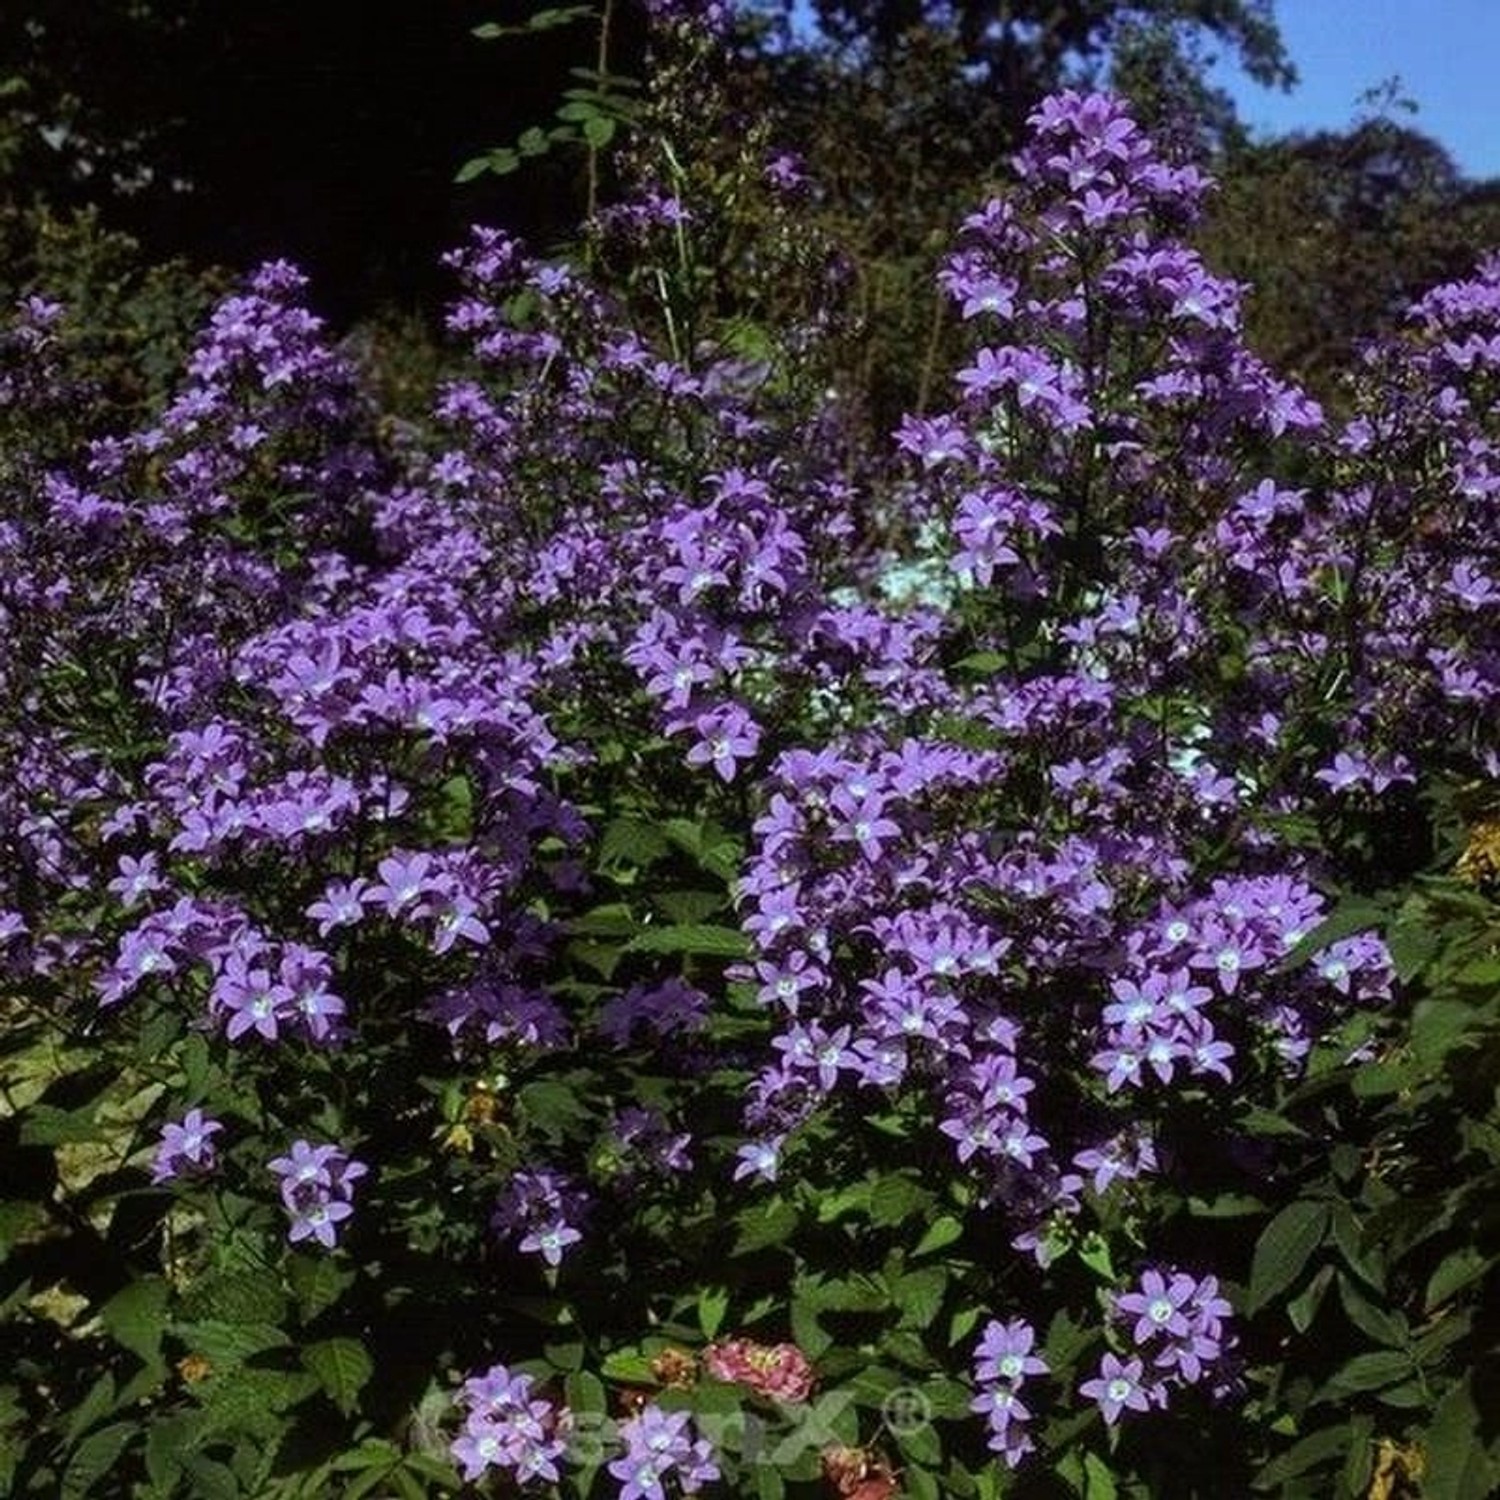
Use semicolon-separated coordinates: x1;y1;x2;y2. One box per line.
1200;118;1500;401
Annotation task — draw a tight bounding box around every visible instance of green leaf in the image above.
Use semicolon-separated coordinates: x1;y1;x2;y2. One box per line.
1080;1451;1119;1499
599;817;670;868
755;1467;785;1500
894;1267;947;1331
178;1452;240;1500
919;1376;978;1420
1339;1413;1376;1495
62;1422;136;1498
405;1451;464;1489
519;1077;594;1139
303;1337;373;1416
345;1462;402;1500
1238;1105;1308;1139
582;114;616;147
546;1340;585;1372
1077;1232;1115;1281
530;6;595;29
180;1033;212;1095
1187;1192;1267;1218
331;1439;402;1473
1425;1246;1496;1312
1411;997;1487;1062
698;1285;730;1340
100;1277;169;1363
600;1350;656;1384
180;1268;288;1325
1454;955;1500;988
1247;1199;1330;1313
1336;1274;1407;1347
1329;1203;1384;1290
954;651;1007;675
1423;1376;1500;1500
145;1412;206;1490
1252;1422;1349;1488
912;1215;964;1257
893;1418;940;1466
662;818;741;880
288;1253;354;1323
565;1370;607;1415
473;6;592;37
199;1366;312;1439
655;889;728;925
1387;919;1441;982
949;1304;983;1347
905;1464;940;1500
1320;1348;1412;1397
568;902;639;937
1287;1262;1334;1334
868;1173;933;1228
19;1103;102;1145
814;1181;872;1224
624;924;748;958
0;1200;47;1257
176;1321;290;1365
63;1374;119;1448
790;1297;834;1358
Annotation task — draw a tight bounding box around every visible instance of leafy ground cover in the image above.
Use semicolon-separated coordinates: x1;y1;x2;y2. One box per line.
1;9;1498;1497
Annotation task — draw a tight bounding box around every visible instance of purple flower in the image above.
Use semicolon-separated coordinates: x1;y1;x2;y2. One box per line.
733;1136;782;1183
493;1168;590;1267
268;1140;367;1249
151;1108;223;1185
305;878;369;936
1079;1353;1152;1424
684;701;761;782
364;850;439;916
108;853;167;910
451;1363;572;1485
1110;1267;1236;1386
974;1319;1048;1386
216;953;295;1042
1116;1269;1194;1343
608;1405;719;1500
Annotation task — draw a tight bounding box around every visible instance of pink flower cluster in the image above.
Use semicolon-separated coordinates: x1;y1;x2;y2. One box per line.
702;1337;816;1403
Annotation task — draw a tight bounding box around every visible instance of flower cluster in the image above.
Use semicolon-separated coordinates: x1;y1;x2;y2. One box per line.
703;1337;816;1403
491;1168;591;1267
1080;1268;1236;1424
5;74;1494;1484
150;1108;223;1185
970;1318;1048;1468
608;1404;720;1500
267;1140;367;1249
452;1363;572;1486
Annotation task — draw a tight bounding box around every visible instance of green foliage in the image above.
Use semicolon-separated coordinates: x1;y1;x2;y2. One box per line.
1200;115;1500;405
0;205;227;452
458;0;642;207
1236;847;1500;1496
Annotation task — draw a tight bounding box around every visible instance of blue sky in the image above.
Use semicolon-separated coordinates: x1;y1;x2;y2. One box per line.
1212;0;1500;180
